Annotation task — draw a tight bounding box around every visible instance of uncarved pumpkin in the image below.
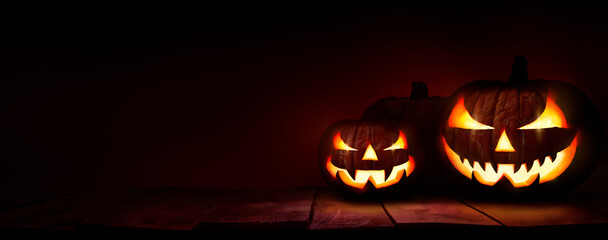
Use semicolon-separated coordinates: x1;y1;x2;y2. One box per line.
441;55;603;194
362;81;447;132
361;81;448;190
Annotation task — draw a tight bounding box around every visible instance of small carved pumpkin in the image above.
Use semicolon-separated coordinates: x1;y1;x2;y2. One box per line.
318;119;417;194
441;55;603;193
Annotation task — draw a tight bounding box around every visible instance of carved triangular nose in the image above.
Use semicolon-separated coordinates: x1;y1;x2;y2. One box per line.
362;144;378;161
495;130;516;152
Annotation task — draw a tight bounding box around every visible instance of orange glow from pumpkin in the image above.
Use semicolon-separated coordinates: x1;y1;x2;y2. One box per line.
362;144;378;161
448;98;494;130
325;156;415;189
519;97;568;129
539;134;578;183
384;130;407;151
442;134;578;187
333;132;357;151
495;130;516;152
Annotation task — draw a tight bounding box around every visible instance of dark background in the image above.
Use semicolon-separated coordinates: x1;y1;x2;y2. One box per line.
2;2;606;192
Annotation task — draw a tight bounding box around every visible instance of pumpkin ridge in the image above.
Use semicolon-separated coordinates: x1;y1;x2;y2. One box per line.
350;122;361;176
381;98;399;119
450;82;487;151
337;123;349;170
469;85;498;165
397;99;410;122
465;84;492;165
492;86;521;164
516;88;523;169
518;87;524;166
491;85;509;165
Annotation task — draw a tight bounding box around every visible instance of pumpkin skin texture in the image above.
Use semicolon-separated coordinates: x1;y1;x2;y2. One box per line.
441;55;603;195
318;119;419;195
362;82;447;134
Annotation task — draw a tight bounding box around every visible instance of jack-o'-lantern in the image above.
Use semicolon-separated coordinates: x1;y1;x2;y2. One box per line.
318;119;418;194
441;55;602;194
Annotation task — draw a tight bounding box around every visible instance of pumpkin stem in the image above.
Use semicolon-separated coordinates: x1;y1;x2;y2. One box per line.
409;81;429;99
507;55;529;83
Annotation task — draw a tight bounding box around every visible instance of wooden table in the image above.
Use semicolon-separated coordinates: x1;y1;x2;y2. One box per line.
0;186;606;236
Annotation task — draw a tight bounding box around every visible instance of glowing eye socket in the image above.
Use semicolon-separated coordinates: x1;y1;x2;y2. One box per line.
448;98;494;130
518;97;567;129
384;130;407;151
333;132;357;151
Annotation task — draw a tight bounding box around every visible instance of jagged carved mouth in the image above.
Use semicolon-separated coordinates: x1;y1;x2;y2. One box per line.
325;156;415;189
442;134;578;188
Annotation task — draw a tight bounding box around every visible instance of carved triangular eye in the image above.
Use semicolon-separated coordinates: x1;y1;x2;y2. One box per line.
518;97;567;129
384;130;407;151
448;98;494;130
333;132;357;151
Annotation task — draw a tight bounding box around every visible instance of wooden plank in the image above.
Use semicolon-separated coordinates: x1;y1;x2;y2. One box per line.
383;195;501;227
83;187;229;231
308;189;393;229
0;187;165;230
197;187;316;229
462;199;608;227
0;187;82;212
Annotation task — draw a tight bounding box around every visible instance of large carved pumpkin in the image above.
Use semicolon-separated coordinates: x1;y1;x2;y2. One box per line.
318;119;419;194
441;55;602;194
